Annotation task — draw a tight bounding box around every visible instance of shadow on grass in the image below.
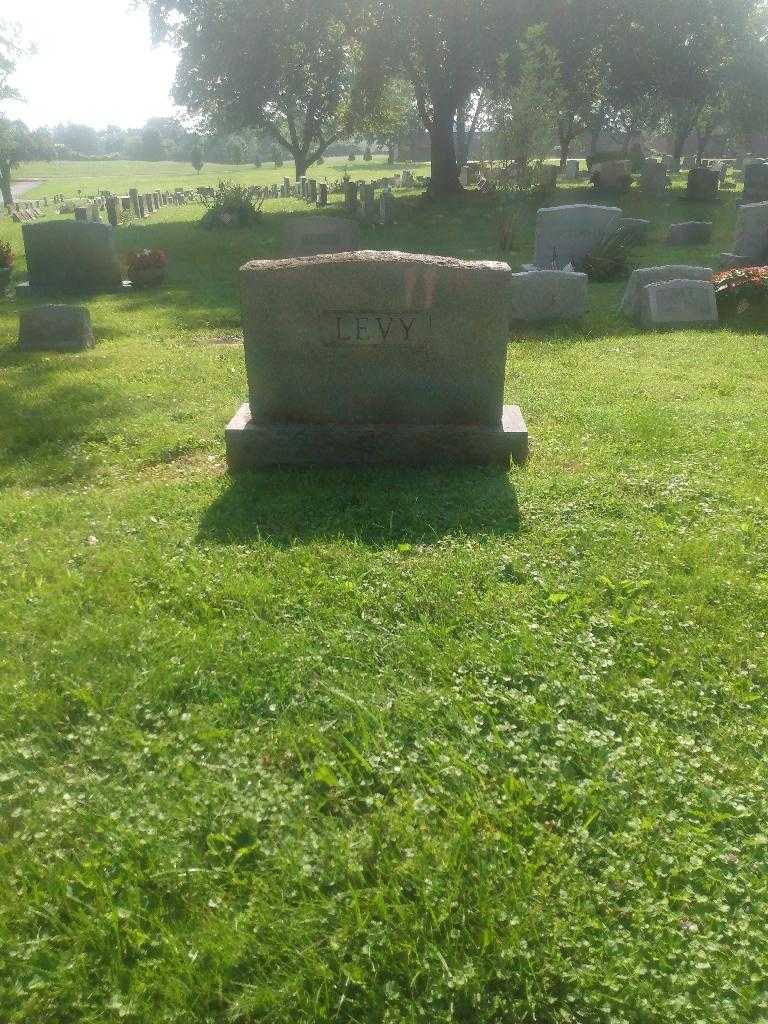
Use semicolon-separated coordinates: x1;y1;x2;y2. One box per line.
198;467;521;547
0;356;126;483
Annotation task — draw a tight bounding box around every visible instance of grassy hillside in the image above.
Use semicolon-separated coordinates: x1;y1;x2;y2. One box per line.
1;174;767;1024
12;156;431;201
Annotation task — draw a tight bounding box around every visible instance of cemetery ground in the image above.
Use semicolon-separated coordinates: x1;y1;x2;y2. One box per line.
1;164;767;1024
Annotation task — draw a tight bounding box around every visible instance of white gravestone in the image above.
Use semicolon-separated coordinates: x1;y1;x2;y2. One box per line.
733;202;768;261
532;204;622;270
667;222;713;246
639;280;718;328
621;266;712;320
508;270;588;322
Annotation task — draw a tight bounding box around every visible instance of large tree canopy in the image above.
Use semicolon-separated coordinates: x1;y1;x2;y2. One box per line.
0;19;24;107
359;0;535;195
139;0;768;193
145;0;357;178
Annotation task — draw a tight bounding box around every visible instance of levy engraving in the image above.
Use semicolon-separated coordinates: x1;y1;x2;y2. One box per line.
324;311;432;346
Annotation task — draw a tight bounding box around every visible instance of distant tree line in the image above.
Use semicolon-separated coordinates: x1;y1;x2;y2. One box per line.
141;0;768;196
15;119;292;165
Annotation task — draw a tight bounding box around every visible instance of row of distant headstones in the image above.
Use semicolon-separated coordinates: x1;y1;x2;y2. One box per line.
498;160;768;195
4;170;424;228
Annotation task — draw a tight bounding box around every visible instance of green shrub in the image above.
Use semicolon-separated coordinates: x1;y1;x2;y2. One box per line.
578;226;631;281
199;181;264;229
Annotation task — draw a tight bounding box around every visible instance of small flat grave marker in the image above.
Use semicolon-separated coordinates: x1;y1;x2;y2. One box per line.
282;216;360;257
19;304;95;351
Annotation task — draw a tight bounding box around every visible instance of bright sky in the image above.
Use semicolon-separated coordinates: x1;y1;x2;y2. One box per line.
3;0;181;130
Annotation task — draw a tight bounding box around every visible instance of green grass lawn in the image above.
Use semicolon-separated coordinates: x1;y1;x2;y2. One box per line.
12;155;429;201
1;167;767;1024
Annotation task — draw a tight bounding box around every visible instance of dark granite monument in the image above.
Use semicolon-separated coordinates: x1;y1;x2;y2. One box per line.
226;250;527;470
20;221;124;294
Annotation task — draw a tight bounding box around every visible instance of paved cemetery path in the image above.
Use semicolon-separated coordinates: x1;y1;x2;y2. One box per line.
10;179;43;200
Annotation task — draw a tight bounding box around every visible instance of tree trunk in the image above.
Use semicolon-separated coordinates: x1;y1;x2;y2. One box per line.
587;125;601;165
429;98;460;196
672;128;688;171
455;117;468;170
294;153;309;180
696;129;713;164
0;163;13;207
558;121;574;170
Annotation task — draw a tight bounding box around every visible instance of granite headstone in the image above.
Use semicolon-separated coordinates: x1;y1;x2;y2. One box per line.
639;279;718;327
21;221;124;294
282;216;360;258
226;250;528;469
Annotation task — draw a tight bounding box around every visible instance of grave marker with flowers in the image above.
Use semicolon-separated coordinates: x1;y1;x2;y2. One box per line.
713;266;768;320
125;250;168;289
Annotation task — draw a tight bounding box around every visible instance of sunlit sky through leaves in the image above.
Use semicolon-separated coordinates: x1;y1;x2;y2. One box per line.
3;0;181;129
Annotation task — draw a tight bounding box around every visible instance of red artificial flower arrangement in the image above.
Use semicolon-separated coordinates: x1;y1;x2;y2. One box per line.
125;249;168;274
125;249;168;289
713;265;768;319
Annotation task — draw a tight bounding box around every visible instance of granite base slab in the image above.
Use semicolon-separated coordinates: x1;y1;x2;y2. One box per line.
16;280;133;297
225;404;529;471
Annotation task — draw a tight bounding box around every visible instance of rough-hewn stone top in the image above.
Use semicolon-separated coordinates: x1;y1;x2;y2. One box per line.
241;250;510;273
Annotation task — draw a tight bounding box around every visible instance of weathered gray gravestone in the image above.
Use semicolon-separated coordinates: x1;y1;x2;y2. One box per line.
74;206;88;223
379;191;394;225
508;270;588;322
591;160;631;191
226;250;528;469
743;160;768;202
639;279;718;328
534;165;558;192
621;265;713;320
282;216;360;258
318;183;328;207
687;167;719;200
344;181;359;214
730;201;768;261
20;221;124;294
666;221;713;245
105;196;120;228
564;159;580;181
530;204;622;270
19;304;95;351
641;161;667;194
360;184;377;223
618;217;651;245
